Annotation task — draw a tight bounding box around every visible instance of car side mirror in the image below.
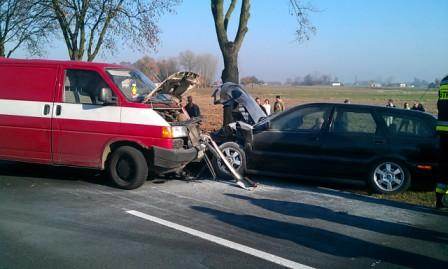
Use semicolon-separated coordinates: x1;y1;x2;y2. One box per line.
99;88;117;105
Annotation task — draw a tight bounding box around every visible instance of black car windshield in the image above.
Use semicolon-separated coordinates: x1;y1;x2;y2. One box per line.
106;69;156;102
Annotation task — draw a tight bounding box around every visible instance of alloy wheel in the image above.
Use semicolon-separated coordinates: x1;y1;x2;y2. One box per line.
373;162;405;192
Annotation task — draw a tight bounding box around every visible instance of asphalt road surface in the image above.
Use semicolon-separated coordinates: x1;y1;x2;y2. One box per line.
1;161;447;269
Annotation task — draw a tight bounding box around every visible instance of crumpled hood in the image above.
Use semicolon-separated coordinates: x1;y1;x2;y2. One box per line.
212;82;266;124
146;72;199;101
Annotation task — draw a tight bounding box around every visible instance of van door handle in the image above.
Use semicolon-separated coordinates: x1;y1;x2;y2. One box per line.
43;104;51;115
56;105;62;116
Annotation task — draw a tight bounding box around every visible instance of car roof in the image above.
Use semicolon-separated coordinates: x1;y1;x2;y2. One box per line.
0;57;123;69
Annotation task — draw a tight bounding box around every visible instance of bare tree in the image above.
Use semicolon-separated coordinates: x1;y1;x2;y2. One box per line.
157;57;179;80
195;53;218;87
49;0;179;61
211;0;316;83
178;50;197;71
0;0;55;57
133;55;161;81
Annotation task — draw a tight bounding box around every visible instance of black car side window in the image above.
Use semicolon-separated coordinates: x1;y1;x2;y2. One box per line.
331;110;377;135
381;114;434;137
270;106;328;132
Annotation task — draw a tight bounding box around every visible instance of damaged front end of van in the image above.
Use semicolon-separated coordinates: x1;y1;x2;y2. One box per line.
143;72;205;175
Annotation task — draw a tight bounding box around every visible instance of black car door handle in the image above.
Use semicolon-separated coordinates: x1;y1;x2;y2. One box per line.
375;139;386;144
43;104;51;115
56;105;62;116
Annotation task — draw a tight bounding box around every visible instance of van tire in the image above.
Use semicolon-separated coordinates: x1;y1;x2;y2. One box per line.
108;146;148;190
368;160;411;194
212;142;246;181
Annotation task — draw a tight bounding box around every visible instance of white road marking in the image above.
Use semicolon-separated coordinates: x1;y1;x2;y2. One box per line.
126;210;314;269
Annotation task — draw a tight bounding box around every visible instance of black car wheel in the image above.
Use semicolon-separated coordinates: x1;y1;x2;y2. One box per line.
108;146;148;190
213;142;246;180
369;161;410;194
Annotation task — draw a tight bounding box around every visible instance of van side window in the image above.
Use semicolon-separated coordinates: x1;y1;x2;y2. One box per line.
64;70;114;105
331;110;377;135
381;114;434;137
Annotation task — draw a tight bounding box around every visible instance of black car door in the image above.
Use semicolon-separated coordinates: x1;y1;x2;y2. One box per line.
247;104;332;176
318;106;389;180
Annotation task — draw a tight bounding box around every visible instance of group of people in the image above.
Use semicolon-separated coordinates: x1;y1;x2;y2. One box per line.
386;99;426;112
255;95;285;115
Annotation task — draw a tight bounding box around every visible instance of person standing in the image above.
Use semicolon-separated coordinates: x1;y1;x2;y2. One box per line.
435;75;448;209
262;99;271;115
255;97;267;115
273;95;285;113
403;102;411;110
417;103;426;112
386;99;396;108
385;99;396;126
184;95;201;118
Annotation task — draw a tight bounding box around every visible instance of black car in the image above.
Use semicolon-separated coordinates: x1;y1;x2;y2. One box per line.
214;103;439;194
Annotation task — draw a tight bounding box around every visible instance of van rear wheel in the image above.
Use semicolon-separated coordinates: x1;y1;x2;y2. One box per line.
108;146;148;190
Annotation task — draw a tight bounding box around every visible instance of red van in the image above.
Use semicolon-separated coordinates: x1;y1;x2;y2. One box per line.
0;58;203;189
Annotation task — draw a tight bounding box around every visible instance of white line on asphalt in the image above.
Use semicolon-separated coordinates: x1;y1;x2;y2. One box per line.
126;210;314;269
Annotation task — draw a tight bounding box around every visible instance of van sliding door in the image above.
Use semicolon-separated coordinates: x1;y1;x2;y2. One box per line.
0;64;57;164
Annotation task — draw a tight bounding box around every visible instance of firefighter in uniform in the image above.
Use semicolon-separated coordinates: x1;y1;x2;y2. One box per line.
436;75;448;208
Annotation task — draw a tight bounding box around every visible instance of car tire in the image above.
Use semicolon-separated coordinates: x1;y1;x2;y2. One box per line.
108;146;148;190
212;142;246;181
368;160;411;194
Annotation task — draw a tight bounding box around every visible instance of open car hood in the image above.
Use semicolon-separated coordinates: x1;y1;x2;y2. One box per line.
212;82;266;124
146;72;199;101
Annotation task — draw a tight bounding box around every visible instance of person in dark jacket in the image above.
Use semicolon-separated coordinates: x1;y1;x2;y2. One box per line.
411;102;426;112
436;75;448;209
184;96;201;118
255;97;267;115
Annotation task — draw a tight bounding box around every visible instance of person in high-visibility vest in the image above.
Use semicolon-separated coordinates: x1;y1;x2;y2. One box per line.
436;75;448;208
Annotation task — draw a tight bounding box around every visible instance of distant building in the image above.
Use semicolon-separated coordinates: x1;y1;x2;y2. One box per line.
370;82;382;88
331;82;343;87
400;83;407;88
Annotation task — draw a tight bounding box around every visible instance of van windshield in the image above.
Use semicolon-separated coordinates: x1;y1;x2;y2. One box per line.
106;69;156;102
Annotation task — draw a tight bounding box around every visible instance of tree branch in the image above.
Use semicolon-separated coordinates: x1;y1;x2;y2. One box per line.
211;0;228;53
224;0;237;31
234;0;249;50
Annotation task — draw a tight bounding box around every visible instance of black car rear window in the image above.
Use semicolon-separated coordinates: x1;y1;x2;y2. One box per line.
381;113;435;137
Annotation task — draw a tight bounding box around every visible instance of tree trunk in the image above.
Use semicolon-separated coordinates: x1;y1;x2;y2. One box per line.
0;43;5;57
221;49;239;83
69;49;83;61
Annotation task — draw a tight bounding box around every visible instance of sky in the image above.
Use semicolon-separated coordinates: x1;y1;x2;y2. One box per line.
13;0;448;83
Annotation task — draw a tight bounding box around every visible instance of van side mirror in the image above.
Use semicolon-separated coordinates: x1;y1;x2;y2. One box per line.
99;88;117;105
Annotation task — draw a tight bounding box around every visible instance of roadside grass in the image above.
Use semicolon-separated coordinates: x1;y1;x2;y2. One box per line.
371;191;435;208
190;85;439;208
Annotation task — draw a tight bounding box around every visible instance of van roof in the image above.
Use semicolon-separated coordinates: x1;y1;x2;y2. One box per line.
0;57;124;69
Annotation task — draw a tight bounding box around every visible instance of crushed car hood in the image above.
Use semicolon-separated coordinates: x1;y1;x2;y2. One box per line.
212;82;266;124
146;72;199;101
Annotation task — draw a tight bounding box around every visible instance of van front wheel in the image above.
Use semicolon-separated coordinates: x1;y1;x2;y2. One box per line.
108;146;148;190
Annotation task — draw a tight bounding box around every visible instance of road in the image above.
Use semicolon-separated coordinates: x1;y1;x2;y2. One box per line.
0;161;447;269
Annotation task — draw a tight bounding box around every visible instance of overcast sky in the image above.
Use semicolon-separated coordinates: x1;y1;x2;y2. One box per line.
13;0;448;83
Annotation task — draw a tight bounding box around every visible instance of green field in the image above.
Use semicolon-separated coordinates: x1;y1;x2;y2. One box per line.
244;85;439;113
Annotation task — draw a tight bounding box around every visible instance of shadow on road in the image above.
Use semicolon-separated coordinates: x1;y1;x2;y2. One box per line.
0;161;112;187
253;176;447;217
225;194;448;244
192;206;447;268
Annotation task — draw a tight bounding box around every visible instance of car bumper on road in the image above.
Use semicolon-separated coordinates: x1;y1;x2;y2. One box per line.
152;146;198;174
